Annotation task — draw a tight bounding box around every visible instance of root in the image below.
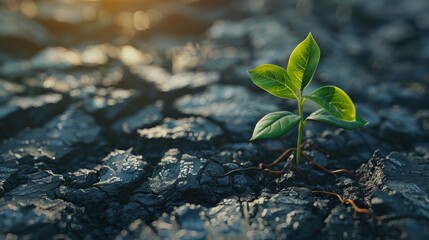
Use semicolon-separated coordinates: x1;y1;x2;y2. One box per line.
264;148;296;168
312;190;382;220
222;166;262;176
223;142;355;178
301;140;331;157
301;152;357;178
223;148;296;176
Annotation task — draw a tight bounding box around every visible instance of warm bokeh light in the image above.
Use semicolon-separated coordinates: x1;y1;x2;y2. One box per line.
2;0;202;39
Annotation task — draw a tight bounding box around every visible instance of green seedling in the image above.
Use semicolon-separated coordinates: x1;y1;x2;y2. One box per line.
248;33;367;164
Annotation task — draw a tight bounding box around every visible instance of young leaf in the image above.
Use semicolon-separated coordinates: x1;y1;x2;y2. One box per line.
248;64;296;99
306;109;368;130
287;33;320;91
306;85;356;121
250;111;301;141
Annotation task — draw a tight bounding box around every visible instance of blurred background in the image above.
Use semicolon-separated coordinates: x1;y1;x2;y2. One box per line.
0;0;428;142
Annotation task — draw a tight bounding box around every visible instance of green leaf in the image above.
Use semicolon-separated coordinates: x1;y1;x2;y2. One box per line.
250;111;301;141
287;32;320;91
306;85;356;121
248;64;296;99
306;109;368;130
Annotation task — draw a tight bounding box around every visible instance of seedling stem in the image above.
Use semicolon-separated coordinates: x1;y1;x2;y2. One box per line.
296;92;305;164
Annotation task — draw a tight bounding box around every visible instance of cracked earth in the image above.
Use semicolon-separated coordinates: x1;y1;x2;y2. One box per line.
1;0;429;239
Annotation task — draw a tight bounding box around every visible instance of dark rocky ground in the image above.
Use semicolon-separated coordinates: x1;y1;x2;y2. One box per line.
1;0;429;239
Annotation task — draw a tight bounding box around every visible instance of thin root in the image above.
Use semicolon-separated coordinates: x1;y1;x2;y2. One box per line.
224;143;355;178
312;190;382;220
301;140;331;157
302;152;357;178
223;148;296;176
222;166;262;176
264;148;296;168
